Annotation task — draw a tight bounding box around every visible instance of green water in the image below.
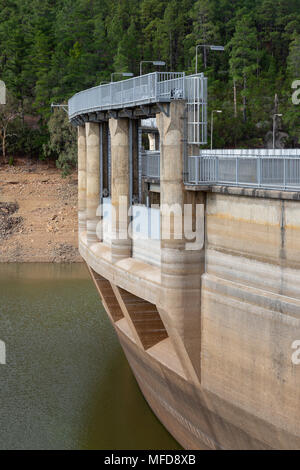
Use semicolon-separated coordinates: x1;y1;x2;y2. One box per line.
0;263;181;450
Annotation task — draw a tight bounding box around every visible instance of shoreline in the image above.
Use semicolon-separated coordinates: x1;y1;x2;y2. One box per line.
0;162;82;263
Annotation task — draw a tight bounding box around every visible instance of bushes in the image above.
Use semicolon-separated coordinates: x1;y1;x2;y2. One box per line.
43;109;77;177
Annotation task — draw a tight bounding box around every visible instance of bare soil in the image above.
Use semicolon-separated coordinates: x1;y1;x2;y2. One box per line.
0;161;81;262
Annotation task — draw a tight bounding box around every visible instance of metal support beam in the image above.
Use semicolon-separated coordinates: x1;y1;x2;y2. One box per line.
107;110;118;119
156;103;170;117
119;109;133;119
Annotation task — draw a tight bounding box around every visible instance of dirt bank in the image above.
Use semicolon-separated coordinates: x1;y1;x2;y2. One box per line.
0;162;82;262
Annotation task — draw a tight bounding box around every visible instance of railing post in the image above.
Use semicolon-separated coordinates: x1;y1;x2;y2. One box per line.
195;156;199;184
236;157;239;185
284;157;286;190
257;156;261;187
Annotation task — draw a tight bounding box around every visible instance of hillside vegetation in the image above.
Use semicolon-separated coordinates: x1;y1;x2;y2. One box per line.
0;0;299;171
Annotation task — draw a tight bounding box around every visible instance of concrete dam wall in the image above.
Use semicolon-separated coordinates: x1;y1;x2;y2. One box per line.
71;78;300;448
202;191;300;446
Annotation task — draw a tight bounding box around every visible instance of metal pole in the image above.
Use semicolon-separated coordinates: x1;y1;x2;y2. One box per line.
273;115;276;150
100;124;103;206
211;111;214;151
129;120;133;207
195;45;205;74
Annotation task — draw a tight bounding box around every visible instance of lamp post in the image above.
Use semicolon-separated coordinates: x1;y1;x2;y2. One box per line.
273;113;283;149
139;60;166;76
195;44;224;74
211;110;222;150
0;80;6;105
51;103;68;114
111;72;134;82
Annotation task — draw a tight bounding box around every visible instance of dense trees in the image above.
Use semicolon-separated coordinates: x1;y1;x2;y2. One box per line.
0;0;299;166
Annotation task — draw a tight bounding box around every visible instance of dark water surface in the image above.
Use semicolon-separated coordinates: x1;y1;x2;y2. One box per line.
0;263;181;450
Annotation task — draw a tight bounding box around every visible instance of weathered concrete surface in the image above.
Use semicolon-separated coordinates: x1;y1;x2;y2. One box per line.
86;122;100;245
109;117;131;263
86;256;300;449
79;107;300;449
157;101;205;384
78;125;86;235
80;189;300;449
201;192;300;443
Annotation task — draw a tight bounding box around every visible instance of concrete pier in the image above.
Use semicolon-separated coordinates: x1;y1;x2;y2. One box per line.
78;125;87;235
109;117;131;263
86;122;100;245
157;101;204;382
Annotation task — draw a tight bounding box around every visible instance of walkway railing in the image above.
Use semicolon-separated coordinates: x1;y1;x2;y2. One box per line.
69;72;185;119
142;151;160;179
187;150;300;191
69;72;208;146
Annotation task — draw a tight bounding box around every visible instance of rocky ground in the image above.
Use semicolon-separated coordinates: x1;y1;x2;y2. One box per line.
0;161;81;262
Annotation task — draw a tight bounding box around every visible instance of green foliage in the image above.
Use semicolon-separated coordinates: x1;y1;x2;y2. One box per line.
0;0;298;159
43;109;77;177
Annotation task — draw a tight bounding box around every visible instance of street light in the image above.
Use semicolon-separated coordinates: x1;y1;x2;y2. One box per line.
51;102;68;114
140;60;166;76
211;110;222;150
195;44;225;73
273;113;283;149
0;80;6;105
111;72;134;82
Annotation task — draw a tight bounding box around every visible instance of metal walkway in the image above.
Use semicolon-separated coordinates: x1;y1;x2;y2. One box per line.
188;149;300;191
68;72;208;145
139;148;300;191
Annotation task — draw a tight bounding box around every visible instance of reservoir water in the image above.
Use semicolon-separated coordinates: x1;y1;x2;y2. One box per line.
0;263;181;450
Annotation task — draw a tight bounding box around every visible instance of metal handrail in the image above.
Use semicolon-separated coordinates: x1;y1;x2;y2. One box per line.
187;152;300;191
142;150;160;179
69;72;185;119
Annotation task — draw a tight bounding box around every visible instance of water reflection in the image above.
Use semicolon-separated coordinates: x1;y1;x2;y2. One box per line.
0;263;181;450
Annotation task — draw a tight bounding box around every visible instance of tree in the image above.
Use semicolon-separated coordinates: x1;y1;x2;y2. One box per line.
186;0;218;71
287;31;300;79
227;14;259;121
0;93;21;163
43;109;77;177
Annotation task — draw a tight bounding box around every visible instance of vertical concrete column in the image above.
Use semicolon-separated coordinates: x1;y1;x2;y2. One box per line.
157;101;205;383
78;125;86;236
102;122;109;196
86;122;100;245
109;117;131;263
148;133;156;151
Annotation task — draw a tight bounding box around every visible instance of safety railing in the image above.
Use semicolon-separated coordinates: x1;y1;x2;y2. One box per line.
187;150;300;191
185;74;208;145
69;72;185;119
142;150;160;179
